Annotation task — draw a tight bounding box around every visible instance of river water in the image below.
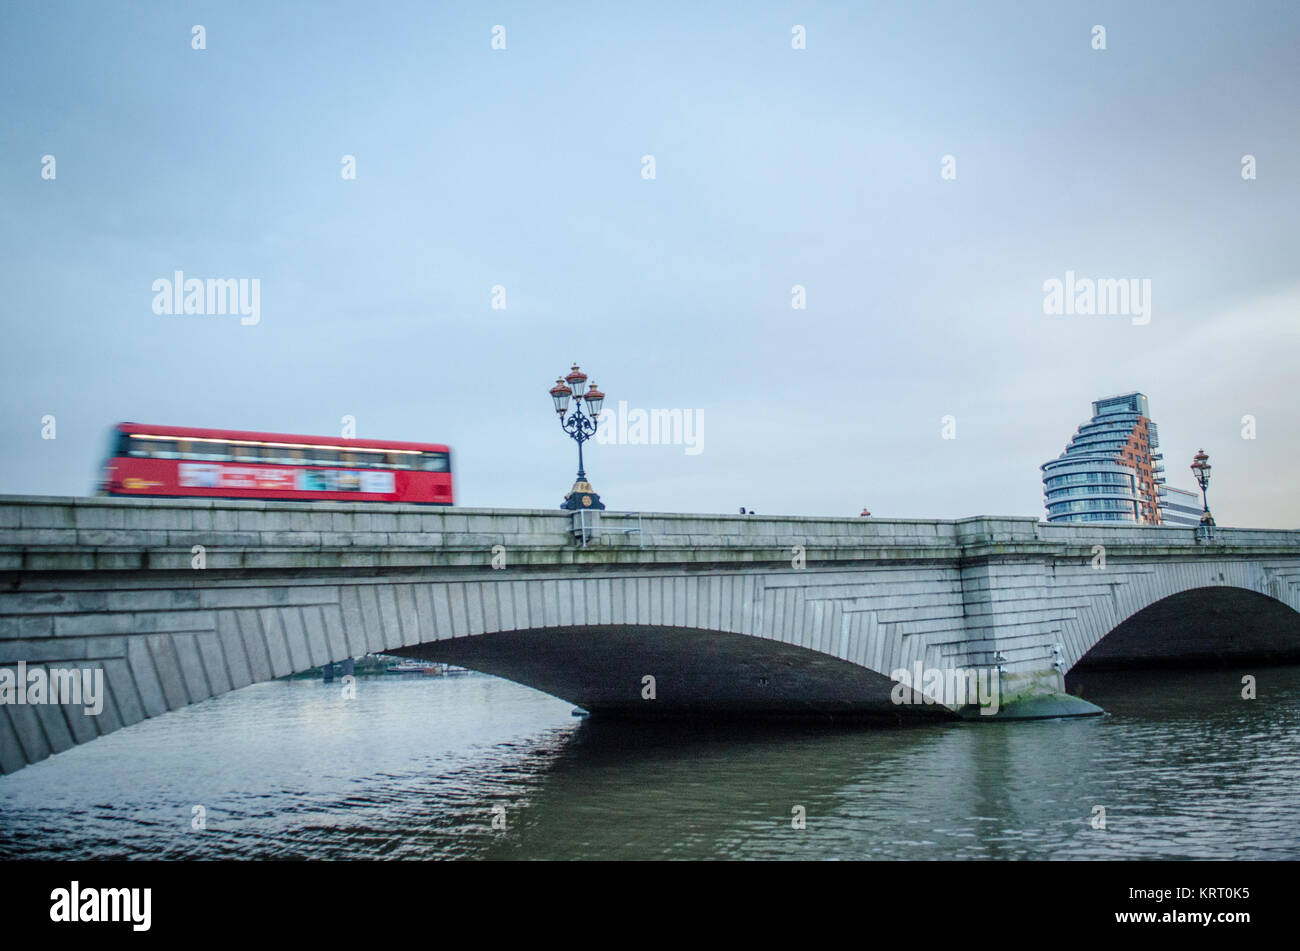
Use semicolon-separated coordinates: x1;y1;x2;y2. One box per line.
1;665;1298;860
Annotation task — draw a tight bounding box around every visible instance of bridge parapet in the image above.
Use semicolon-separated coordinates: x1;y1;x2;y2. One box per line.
2;496;1299;574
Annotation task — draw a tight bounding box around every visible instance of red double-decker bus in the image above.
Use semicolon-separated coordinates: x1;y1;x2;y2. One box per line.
100;423;453;504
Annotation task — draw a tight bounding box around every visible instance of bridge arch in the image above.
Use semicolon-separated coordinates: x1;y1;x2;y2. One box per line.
1;567;953;775
389;623;945;718
1065;561;1300;672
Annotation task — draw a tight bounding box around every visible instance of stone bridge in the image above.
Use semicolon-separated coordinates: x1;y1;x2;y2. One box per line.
3;495;1300;775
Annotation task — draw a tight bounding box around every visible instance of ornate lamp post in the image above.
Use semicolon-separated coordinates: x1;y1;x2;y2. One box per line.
549;364;606;511
1190;448;1214;541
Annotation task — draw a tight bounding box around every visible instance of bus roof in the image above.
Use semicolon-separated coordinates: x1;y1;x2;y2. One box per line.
115;422;450;454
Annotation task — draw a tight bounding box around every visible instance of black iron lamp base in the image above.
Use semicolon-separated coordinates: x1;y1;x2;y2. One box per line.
561;480;605;511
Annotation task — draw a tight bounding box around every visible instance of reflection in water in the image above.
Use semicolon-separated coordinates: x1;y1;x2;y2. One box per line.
1;666;1297;859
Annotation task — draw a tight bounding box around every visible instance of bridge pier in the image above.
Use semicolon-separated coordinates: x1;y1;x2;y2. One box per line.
966;668;1103;720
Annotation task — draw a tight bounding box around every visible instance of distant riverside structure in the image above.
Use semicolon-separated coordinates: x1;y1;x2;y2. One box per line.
1041;392;1201;526
1158;484;1204;526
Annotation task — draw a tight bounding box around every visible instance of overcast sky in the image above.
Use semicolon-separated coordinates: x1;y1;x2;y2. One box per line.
2;1;1297;526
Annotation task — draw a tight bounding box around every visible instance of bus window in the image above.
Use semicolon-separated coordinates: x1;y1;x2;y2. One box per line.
149;440;180;458
421;453;449;472
306;449;340;467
